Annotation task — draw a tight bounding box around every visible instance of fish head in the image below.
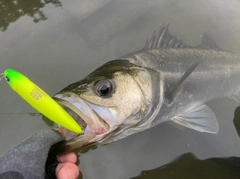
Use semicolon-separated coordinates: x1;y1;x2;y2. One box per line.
54;60;154;153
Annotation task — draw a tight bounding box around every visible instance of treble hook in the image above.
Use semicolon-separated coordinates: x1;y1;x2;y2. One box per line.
0;73;4;81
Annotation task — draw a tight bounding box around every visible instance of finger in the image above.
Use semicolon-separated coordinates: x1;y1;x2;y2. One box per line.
57;152;77;163
56;162;79;179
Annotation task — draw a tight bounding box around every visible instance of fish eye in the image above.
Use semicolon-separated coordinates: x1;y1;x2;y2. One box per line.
5;76;10;82
95;80;112;97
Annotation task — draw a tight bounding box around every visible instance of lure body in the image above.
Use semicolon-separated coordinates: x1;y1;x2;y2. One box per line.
3;69;82;134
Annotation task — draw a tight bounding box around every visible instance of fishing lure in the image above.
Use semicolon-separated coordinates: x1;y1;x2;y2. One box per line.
1;69;82;134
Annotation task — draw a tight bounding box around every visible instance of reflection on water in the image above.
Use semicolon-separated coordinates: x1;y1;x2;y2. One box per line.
233;106;240;137
132;153;240;179
130;107;240;179
0;0;61;32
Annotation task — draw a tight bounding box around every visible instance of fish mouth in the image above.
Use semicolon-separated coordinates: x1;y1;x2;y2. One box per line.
53;93;112;142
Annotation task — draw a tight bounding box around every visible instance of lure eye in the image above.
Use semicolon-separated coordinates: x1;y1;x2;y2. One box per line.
5;76;10;82
95;80;112;96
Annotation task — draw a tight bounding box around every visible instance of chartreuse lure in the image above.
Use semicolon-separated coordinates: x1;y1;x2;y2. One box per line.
1;69;82;134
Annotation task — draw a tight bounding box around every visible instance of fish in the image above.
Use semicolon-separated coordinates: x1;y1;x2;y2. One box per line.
53;24;240;153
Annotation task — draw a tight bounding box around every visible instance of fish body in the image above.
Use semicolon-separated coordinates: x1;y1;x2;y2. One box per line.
54;24;240;153
124;48;240;124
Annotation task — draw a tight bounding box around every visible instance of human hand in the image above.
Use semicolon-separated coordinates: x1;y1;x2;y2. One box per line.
56;152;80;179
0;129;79;179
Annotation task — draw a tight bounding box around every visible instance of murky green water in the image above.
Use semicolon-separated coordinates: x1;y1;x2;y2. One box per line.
1;0;240;178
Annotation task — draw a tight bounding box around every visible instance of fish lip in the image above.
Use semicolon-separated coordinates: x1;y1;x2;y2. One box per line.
53;94;110;139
